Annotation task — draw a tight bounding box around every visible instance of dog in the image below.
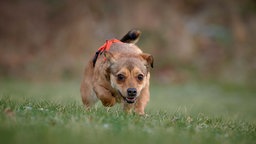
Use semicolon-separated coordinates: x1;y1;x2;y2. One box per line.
80;29;153;115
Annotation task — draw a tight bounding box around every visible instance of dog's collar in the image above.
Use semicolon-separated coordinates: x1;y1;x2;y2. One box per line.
92;39;121;67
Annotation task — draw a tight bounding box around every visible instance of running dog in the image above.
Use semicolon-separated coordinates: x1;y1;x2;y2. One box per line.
80;29;153;115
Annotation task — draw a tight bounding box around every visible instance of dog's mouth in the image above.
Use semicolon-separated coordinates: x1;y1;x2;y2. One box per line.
118;91;136;104
124;97;136;104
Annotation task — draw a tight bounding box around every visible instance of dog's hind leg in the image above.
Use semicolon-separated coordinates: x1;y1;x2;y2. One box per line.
80;62;98;108
81;82;97;108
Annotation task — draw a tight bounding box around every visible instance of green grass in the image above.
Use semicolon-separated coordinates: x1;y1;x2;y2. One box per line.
0;80;255;144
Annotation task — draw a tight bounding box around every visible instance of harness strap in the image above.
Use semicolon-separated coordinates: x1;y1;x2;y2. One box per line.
92;39;121;67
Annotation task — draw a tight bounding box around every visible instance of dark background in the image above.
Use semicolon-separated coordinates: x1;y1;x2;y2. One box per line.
0;0;255;86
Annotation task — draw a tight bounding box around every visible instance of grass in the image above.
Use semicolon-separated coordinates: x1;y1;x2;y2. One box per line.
0;80;255;144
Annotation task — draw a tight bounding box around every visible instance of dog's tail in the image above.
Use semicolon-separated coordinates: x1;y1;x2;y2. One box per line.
120;29;141;44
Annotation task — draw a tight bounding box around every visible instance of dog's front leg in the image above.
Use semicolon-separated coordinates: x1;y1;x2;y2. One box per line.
135;87;150;115
93;85;116;107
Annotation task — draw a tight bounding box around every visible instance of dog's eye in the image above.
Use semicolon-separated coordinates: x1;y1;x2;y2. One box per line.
117;74;125;81
137;74;144;81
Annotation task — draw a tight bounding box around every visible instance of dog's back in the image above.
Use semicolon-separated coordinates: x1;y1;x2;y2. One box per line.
108;43;142;55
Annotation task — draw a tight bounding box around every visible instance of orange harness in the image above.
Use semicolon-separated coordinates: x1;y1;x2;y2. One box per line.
92;39;121;67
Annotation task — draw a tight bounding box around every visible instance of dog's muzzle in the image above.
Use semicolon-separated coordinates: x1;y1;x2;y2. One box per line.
118;88;137;104
125;88;137;103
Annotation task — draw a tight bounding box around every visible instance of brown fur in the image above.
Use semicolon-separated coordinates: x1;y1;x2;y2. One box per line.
80;37;153;115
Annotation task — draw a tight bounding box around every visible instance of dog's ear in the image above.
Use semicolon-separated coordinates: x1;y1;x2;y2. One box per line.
140;53;154;68
103;51;116;64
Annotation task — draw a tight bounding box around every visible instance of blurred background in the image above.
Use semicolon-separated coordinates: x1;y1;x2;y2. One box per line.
0;0;255;87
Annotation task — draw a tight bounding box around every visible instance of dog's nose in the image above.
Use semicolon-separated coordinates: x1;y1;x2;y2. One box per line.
127;88;137;97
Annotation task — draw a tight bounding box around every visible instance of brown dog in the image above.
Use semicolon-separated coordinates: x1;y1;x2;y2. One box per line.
80;29;153;115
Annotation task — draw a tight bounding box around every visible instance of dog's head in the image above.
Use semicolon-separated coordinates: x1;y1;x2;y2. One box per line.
104;51;153;104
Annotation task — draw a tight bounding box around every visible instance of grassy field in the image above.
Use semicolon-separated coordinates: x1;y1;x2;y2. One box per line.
0;80;255;144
